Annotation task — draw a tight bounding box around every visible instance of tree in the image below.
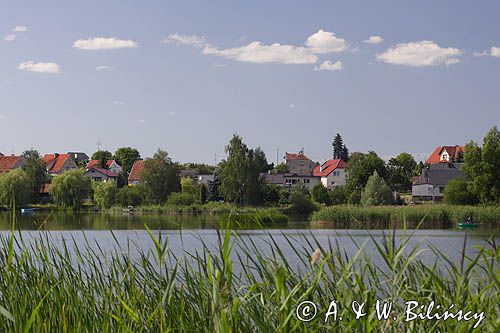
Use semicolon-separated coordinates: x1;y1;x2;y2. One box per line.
311;183;332;205
332;133;349;161
140;149;180;204
387;152;417;192
329;186;348;205
93;181;117;209
113;147;141;174
21;149;47;202
167;192;196;206
49;169;92;208
199;184;208;204
180;177;198;196
91;150;113;169
463;126;500;203
361;171;394;206
288;185;316;214
218;134;263;206
116;185;146;206
254;147;273;173
347;151;387;191
207;170;222;202
261;183;280;205
0;169;32;208
275;163;289;174
444;178;478;205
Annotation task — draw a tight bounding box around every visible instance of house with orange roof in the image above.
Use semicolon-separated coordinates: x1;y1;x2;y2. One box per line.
84;167;118;183
426;145;465;164
42;153;78;175
313;159;348;189
0;155;25;174
285;150;317;175
128;160;145;186
86;159;123;175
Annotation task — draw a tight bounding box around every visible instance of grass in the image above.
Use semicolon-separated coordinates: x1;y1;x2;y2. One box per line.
0;212;498;331
311;205;500;228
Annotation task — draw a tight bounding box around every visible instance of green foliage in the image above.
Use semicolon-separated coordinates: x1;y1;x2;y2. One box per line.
278;188;290;205
261;183;280;205
21;149;47;202
218;134;263;206
199;184;208;204
0;169;32;208
92;181;117;209
140;149;180;204
91;150;113;168
347;151;387;192
361;171;394;206
274;163;289;174
444;178;479;205
332;133;349;161
207;170;222;202
180;177;198;196
463;126;500;204
113;147;141;174
253;147;273;172
387;152;417;192
288;185;316;214
311;183;331;205
49;169;92;208
329;185;349;205
115;185;147;207
181;163;216;175
166;192;196;206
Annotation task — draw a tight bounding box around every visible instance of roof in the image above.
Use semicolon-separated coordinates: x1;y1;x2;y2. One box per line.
413;163;465;186
426;145;464;164
86;159;115;169
285;152;310;160
42;153;73;174
0;155;23;173
128;160;145;181
313;159;348;177
86;167;117;178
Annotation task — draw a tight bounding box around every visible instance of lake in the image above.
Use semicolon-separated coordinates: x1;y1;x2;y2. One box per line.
1;212;499;269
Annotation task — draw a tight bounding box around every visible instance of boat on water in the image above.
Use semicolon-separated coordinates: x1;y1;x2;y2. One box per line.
21;208;38;213
122;206;135;213
459;217;479;229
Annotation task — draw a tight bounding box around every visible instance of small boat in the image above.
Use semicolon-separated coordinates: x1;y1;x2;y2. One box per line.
122;206;134;213
459;223;479;229
21;208;38;213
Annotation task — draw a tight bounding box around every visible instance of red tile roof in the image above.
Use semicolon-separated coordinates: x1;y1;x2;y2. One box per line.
0;156;23;173
285;152;310;160
128;160;144;182
426;145;464;164
86;159;114;169
87;167;117;178
313;159;347;177
43;153;73;174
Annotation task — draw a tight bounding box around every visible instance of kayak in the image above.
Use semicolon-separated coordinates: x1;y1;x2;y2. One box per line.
21;208;38;213
458;223;479;229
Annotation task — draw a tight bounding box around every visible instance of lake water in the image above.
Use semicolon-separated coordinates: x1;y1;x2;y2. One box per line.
1;212;498;269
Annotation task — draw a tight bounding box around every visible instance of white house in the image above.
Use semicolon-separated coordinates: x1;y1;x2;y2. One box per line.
313;159;348;189
412;163;465;202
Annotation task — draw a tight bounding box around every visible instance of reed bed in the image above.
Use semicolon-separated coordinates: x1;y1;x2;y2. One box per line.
0;217;498;331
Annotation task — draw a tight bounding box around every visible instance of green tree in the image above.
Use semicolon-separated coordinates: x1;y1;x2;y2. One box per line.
92;181;117;209
199;184;208;204
140;149;180;204
332;133;349;161
311;183;332;205
261;183;280;205
387;152;417;192
444;178;478;205
113;147;141;174
347;151;387;191
167;192;196;206
49;169;92;208
463;126;500;203
91;150;113;168
360;171;394;206
0;169;32;208
180;177;198;196
329;186;348;205
116;185;146;206
288;185;316;214
275;163;289;174
254;147;273;173
218;134;263;206
207;170;222;202
21;149;47;202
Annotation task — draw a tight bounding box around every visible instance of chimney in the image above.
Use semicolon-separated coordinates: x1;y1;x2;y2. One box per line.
54;153;59;158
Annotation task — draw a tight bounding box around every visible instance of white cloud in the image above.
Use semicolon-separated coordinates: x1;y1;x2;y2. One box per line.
289;104;295;109
18;61;61;74
4;34;16;42
491;47;500;57
202;42;317;64
363;35;383;44
113;101;125;105
96;65;110;71
73;37;138;50
473;50;488;57
137;119;145;123
314;60;343;71
169;111;175;115
166;34;206;47
0;115;7;120
13;26;27;32
376;40;463;67
305;29;349;54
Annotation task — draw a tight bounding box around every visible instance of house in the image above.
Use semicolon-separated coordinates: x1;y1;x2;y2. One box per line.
313;159;348;189
412;163;465;202
285;151;317;175
86;159;123;175
263;173;285;188
180;169;198;180
43;153;78;175
426;145;465;164
0;155;25;174
197;174;214;186
84;167;118;183
283;173;321;190
128;160;145;185
67;152;89;165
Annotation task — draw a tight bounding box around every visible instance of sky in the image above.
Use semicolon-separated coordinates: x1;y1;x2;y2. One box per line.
1;0;499;164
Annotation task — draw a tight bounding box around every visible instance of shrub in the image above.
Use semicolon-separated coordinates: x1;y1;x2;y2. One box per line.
288;185;317;215
444;178;479;205
115;185;147;207
361;171;394;206
0;169;32;208
49;169;92;209
311;183;332;205
261;183;280;205
167;192;196;206
92;181;117;209
329;186;348;205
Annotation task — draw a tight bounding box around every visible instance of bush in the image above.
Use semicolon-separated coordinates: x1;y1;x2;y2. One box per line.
288;185;317;215
49;169;92;209
311;183;332;205
261;184;280;205
92;181;117;209
167;192;196;206
0;169;32;208
329;186;348;205
444;178;479;205
115;185;147;207
361;171;394;206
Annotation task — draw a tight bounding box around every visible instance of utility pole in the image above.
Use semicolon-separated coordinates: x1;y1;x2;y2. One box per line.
97;140;102;151
276;147;279;166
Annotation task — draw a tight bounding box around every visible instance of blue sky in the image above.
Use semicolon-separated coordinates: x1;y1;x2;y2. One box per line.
1;1;499;164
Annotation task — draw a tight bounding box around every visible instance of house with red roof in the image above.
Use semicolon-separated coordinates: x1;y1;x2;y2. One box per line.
0;155;25;174
128;160;145;186
86;159;123;175
426;145;465;164
285;151;317;175
42;153;78;175
313;159;348;189
84;167;118;183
